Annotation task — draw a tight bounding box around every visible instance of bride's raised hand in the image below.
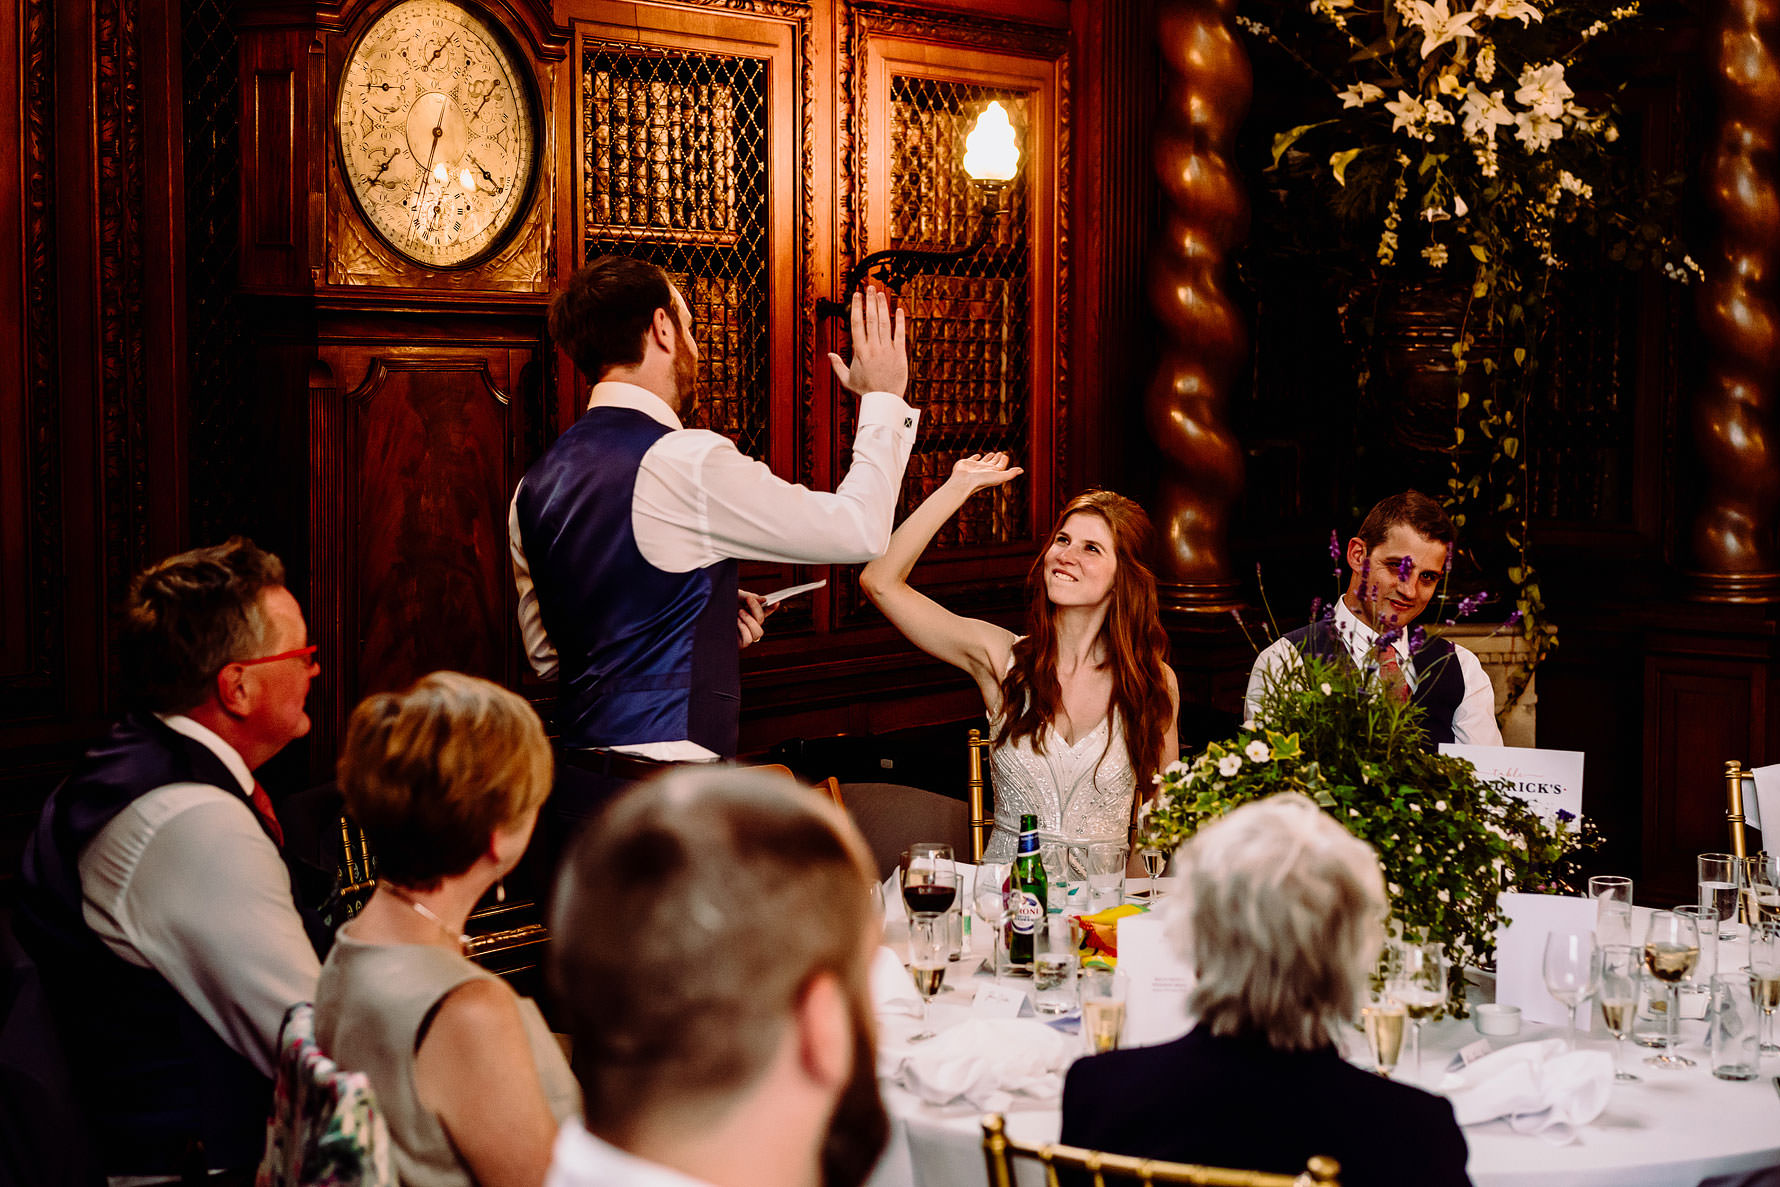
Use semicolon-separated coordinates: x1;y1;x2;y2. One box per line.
948;451;1024;494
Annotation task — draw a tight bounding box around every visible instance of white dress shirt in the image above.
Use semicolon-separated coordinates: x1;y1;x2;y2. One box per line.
1244;598;1503;746
510;380;920;760
545;1120;715;1187
76;713;322;1078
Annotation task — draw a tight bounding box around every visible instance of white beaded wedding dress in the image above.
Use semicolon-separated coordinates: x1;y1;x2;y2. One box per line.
979;710;1137;864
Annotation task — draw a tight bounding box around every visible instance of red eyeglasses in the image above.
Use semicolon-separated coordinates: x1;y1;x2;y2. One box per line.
233;644;319;669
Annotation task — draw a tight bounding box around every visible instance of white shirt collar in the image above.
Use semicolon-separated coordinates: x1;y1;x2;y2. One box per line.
587;381;682;431
156;713;255;795
1333;596;1409;661
545;1120;715;1187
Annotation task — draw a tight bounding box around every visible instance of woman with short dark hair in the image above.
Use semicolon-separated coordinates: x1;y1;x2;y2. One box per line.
317;671;577;1187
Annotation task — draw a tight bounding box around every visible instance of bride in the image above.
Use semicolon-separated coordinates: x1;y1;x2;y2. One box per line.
861;454;1178;861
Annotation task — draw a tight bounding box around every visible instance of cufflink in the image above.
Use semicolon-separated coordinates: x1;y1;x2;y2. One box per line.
904;416;913;428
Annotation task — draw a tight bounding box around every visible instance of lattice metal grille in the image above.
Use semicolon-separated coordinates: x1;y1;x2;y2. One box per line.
1529;269;1635;524
889;78;1033;547
583;44;770;459
183;0;252;543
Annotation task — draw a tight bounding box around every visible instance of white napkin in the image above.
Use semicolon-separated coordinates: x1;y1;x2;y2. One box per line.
1437;1038;1613;1144
869;945;921;1016
885;1018;1076;1113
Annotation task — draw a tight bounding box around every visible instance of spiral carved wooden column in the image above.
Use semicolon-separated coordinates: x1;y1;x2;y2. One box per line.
1694;0;1780;601
1147;0;1250;612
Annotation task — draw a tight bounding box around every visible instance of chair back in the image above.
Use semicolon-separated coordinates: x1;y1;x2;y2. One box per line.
1727;759;1752;859
336;816;377;919
257;1003;393;1187
968;728;993;861
980;1114;1339;1187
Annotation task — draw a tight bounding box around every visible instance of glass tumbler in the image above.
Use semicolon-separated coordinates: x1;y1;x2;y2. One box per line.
1709;973;1761;1081
1086;842;1128;913
1699;853;1741;939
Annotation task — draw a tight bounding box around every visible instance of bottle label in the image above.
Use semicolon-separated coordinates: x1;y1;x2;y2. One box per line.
1010;891;1044;936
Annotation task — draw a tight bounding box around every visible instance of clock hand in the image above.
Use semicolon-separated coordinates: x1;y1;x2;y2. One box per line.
410;95;449;218
470;81;501;121
465;153;503;194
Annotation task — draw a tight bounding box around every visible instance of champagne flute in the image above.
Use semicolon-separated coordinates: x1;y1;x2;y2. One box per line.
1598;945;1642;1082
1361;990;1407;1079
900;843;958;920
907;917;947;1042
1390;939;1447;1076
1542;931;1601;1051
1644;909;1700;1069
1081;971;1127;1054
973;861;1013;980
1750;920;1780;1055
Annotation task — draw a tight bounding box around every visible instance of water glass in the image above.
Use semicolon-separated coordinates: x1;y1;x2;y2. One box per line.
1034;937;1078;1017
1750;920;1780;1054
1709;973;1761;1081
1598;945;1641;1082
1041;843;1074;917
1590;876;1634;947
973;861;1013;978
1742;854;1780;926
1081;971;1127;1054
1699;853;1741;938
1086;843;1128;913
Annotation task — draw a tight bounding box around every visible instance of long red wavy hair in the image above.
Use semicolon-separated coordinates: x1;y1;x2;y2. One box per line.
997;490;1174;794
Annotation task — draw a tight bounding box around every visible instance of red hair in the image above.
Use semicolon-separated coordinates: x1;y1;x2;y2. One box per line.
997;490;1174;794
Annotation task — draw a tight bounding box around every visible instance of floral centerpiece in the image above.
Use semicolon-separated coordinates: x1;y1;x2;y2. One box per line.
1236;0;1695;701
1138;634;1594;1015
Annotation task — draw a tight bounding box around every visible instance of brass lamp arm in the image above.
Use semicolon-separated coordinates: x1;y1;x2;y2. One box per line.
817;181;1008;319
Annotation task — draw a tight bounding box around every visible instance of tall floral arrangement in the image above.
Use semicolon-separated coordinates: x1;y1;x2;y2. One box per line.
1238;0;1694;702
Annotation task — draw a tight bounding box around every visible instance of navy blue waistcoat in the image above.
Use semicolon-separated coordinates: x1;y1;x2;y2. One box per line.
515;405;740;755
1282;620;1467;750
14;712;334;1174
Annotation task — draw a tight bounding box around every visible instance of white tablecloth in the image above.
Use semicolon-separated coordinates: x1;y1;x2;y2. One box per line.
868;922;1780;1187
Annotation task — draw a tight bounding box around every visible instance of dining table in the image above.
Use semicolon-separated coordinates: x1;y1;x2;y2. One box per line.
866;892;1780;1187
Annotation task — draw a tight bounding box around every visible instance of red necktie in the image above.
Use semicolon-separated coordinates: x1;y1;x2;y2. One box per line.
1377;647;1411;705
249;779;285;848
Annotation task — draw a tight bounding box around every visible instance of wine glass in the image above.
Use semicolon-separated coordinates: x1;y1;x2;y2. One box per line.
973;861;1014;979
1598;945;1642;1082
1138;846;1167;900
1643;909;1700;1069
900;843;958;921
1749;920;1780;1055
1390;939;1447;1076
1361;988;1407;1079
906;918;947;1042
1541;931;1601;1051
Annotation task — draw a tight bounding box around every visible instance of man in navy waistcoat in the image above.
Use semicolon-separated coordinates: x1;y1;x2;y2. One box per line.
510;256;918;862
1244;491;1503;749
15;539;333;1178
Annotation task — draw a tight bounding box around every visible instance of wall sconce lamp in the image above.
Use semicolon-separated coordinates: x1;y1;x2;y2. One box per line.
817;100;1022;320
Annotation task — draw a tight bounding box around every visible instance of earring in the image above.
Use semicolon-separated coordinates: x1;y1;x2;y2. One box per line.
495;878;506;904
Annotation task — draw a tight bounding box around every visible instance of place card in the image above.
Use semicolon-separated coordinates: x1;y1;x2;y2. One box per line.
971;982;1028;1019
1740;764;1780;842
1115;912;1196;1047
1440;744;1585;831
1451;1038;1494;1070
1495;891;1598;1026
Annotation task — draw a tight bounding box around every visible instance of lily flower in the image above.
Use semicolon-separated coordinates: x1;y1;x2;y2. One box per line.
1473;0;1543;24
1385;90;1428;136
1407;0;1479;58
1515;62;1573;119
1460;86;1515;142
1339;81;1385;108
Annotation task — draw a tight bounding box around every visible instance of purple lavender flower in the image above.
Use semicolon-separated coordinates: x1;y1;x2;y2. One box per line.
1455;590;1490;619
1377;626;1402;650
1556;808;1576;825
1443;547;1454;576
1309;596;1323;622
1396;555;1415;582
1329;530;1342;563
1321;600;1337;622
1408;625;1426;654
1504;609;1523;629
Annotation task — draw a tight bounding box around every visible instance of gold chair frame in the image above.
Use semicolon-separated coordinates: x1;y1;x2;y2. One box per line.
1727;759;1752;860
968;727;992;861
981;1115;1340;1187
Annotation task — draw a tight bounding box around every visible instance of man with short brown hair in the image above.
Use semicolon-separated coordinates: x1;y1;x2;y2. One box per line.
1244;490;1502;747
545;767;888;1187
17;538;332;1179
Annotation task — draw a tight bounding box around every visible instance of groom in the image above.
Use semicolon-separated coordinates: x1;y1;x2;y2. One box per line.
1244;490;1502;748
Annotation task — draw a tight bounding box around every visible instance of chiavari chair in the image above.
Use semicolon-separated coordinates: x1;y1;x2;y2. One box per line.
980;1114;1340;1187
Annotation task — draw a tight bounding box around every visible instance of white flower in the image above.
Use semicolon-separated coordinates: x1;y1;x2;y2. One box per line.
1475;41;1497;83
1384;90;1427;137
1151;773;1164;785
1245;740;1272;763
1515;62;1573;119
1472;0;1543;25
1320;682;1333;695
1218;754;1243;777
1166;759;1190;776
1460;86;1515;142
1514;108;1564;151
1421;203;1451;223
1349;808;1361;817
1407;0;1479;57
1339;81;1384;108
1435;799;1448;810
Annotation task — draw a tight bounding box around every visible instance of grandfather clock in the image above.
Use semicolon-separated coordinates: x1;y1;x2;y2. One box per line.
236;0;567;773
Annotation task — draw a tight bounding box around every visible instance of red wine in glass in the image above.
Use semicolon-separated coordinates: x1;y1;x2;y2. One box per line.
903;882;957;916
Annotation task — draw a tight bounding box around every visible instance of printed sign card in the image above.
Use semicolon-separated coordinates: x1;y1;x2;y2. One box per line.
1494;891;1599;1026
1115;911;1196;1047
1741;764;1780;840
1441;744;1585;831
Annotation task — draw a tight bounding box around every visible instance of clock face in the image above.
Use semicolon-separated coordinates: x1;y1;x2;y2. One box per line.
336;0;538;268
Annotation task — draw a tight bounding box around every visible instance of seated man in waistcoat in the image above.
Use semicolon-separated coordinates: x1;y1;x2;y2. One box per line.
1244;491;1502;748
510;256;917;865
16;538;334;1179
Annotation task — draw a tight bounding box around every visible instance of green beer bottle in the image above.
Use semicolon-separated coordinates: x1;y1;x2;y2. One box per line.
1005;813;1047;974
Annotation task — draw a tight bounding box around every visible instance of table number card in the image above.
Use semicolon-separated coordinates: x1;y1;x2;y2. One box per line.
1114;912;1196;1047
1441;744;1585;831
1739;764;1780;843
1495;891;1599;1026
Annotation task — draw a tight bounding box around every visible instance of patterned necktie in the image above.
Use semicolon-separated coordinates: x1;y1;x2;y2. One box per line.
1376;646;1411;705
249;779;286;848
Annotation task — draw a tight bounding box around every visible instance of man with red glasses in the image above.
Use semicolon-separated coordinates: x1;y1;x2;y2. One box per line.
17;537;334;1180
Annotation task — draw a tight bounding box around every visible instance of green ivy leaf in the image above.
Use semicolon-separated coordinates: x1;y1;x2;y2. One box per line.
1270;121;1332;169
1330;148;1363;187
